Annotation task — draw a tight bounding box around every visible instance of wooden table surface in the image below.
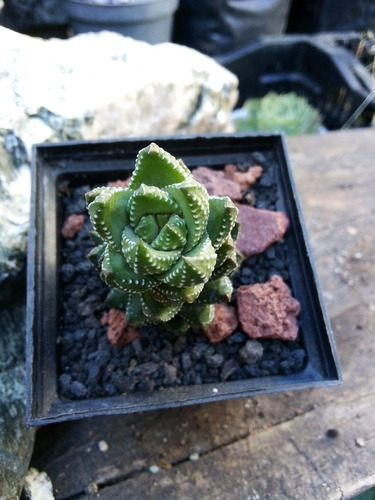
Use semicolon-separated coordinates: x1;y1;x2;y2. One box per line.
30;129;375;500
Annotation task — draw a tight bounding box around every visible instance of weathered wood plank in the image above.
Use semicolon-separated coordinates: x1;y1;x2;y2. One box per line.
30;129;375;499
31;392;323;498
288;128;375;321
95;388;375;500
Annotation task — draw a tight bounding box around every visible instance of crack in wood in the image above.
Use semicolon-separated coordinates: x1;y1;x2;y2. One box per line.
328;473;375;500
287;435;327;486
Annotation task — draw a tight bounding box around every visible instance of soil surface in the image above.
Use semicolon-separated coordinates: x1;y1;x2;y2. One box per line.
58;153;306;400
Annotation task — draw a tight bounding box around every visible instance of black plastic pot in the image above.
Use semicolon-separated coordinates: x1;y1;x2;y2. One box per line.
172;0;291;57
287;0;375;34
219;35;375;129
26;134;341;425
64;0;179;44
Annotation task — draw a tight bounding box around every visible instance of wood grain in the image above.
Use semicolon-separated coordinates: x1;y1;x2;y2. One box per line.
30;129;375;500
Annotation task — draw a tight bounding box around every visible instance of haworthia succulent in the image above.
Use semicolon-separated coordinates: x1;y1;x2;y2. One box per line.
86;142;241;335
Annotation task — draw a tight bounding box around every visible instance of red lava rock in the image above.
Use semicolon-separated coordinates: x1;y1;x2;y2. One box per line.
224;164;263;191
237;275;301;341
235;204;289;258
61;214;85;239
192;166;242;201
203;303;239;343
108;178;131;188
106;308;140;347
100;312;109;326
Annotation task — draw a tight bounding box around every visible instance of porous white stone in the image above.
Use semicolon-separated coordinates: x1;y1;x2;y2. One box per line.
0;27;238;156
24;468;55;500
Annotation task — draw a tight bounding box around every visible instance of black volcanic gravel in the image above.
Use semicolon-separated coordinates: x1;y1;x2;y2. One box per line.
57;154;306;400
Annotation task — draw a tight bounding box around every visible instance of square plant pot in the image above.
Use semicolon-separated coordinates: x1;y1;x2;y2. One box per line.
26;133;341;425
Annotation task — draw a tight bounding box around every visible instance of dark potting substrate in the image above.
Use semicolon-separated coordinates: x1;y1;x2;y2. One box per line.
27;134;341;425
57;154;305;401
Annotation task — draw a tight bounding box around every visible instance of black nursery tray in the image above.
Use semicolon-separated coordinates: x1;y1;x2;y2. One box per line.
219;35;375;129
27;133;341;425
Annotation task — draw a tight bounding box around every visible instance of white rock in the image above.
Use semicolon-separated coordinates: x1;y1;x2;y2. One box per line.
0;27;238;156
98;439;109;452
149;464;160;474
24;468;55;500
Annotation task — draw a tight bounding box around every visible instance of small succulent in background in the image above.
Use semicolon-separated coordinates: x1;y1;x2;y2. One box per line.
233;91;322;136
86;143;242;335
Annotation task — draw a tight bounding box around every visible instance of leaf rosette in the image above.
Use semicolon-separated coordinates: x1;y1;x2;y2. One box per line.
86;143;241;334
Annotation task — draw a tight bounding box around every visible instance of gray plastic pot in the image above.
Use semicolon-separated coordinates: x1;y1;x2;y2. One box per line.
64;0;179;43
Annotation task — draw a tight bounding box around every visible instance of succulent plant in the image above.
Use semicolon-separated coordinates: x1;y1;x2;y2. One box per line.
85;143;241;335
233;91;321;136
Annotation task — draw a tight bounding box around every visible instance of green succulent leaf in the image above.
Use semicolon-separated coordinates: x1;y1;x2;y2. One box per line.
206;196;238;249
150;282;205;304
158;235;216;287
122;226;181;275
210;236;241;280
101;246;157;292
214;237;236;269
152;214;187;251
162;315;191;335
129;142;191;190
133;214;159;244
105;288;129;310
141;291;183;323
211;251;243;280
87;187;132;250
165;180;209;252
231;221;241;242
179;303;215;329
87;241;106;269
128;184;180;228
125;293;150;327
196;276;233;304
89;230;105;247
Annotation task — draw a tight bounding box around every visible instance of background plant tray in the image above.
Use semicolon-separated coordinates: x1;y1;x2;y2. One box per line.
27;133;341;425
219;35;375;129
